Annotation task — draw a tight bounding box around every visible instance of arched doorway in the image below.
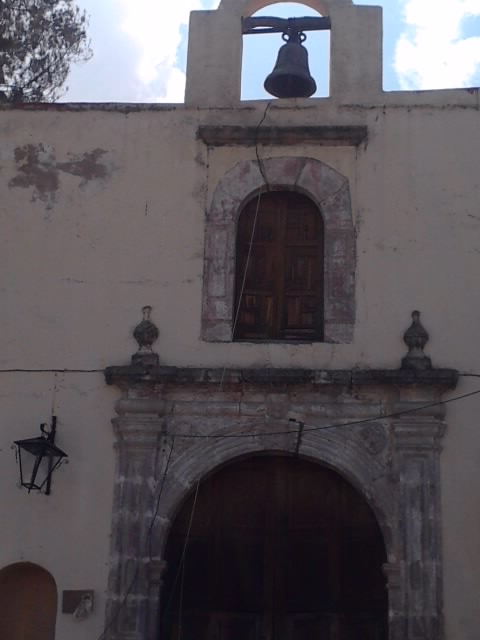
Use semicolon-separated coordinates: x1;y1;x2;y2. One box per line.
161;455;387;640
0;562;57;640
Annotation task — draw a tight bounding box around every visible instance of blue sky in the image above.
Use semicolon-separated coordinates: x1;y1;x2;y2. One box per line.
64;0;480;102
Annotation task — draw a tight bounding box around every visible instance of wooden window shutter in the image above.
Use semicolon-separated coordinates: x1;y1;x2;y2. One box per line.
234;191;324;341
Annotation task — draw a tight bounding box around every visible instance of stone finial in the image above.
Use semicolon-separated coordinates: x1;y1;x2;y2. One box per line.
132;306;159;366
401;310;432;370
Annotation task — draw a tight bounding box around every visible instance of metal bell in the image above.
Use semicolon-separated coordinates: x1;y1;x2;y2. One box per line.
264;32;317;99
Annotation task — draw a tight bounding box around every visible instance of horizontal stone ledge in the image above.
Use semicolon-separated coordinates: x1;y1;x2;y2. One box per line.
197;125;368;147
105;365;458;391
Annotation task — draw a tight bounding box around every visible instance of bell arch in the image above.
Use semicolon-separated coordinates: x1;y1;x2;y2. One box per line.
0;562;57;640
240;1;331;100
202;156;355;344
185;0;382;106
217;0;352;18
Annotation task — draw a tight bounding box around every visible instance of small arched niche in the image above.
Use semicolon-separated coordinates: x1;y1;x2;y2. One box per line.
0;562;57;640
241;2;331;100
161;454;388;640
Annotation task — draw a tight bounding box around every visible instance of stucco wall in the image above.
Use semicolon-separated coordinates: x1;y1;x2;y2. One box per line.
0;94;479;639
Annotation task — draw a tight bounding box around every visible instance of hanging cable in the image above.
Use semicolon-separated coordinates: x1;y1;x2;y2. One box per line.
219;103;272;390
161;478;200;630
155;386;480;441
255;101;272;188
0;368;104;373
177;478;200;640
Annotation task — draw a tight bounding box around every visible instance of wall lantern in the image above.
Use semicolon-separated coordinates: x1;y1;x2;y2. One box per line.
14;416;68;495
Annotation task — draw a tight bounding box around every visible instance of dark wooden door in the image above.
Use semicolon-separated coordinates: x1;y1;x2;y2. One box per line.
234;192;324;341
162;456;387;640
0;563;57;640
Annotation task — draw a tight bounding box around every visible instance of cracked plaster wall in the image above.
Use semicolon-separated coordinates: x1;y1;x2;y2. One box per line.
0;94;479;639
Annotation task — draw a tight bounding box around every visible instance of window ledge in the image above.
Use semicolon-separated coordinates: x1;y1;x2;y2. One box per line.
197;125;368;147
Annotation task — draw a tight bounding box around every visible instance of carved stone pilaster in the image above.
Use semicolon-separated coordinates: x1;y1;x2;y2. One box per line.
383;563;403;640
106;390;171;640
392;408;447;640
146;560;168;640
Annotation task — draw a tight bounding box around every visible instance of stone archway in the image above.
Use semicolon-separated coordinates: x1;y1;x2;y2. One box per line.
105;349;456;640
161;453;388;640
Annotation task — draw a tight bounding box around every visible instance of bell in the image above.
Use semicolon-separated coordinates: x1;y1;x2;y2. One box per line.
264;32;317;99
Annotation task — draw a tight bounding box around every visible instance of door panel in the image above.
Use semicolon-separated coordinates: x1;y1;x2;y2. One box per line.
162;457;387;640
235;192;324;340
0;563;57;640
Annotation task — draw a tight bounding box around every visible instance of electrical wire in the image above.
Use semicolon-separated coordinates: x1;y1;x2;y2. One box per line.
219;102;272;389
155;386;480;441
229;192;263;343
0;368;104;373
0;368;477;377
176;479;200;640
4;368;480;443
255;101;272;188
230;101;272;339
159;478;200;640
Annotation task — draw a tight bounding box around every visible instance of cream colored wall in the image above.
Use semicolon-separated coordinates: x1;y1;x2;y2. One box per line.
0;94;479;638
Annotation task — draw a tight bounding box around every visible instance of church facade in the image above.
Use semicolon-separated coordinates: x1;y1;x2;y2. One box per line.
1;1;480;639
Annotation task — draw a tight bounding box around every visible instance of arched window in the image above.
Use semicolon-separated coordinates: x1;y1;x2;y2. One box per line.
201;157;355;344
234;191;324;341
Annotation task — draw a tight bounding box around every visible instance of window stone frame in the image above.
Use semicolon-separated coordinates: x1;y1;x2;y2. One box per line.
201;156;356;343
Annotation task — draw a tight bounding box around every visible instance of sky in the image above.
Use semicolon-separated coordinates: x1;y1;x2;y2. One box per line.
63;0;480;102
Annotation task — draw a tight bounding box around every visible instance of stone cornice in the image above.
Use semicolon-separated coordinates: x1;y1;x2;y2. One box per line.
104;364;458;392
197;125;368;147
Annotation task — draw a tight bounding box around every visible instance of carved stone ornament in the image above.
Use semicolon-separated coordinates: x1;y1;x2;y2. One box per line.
104;311;460;640
401;310;432;370
360;423;388;455
131;306;159;366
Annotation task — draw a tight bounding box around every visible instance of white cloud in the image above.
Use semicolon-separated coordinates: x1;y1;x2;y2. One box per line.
395;0;480;90
64;0;219;102
118;0;200;101
118;0;222;102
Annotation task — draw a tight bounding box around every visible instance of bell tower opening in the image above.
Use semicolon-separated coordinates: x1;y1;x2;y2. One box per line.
241;3;330;100
161;455;387;640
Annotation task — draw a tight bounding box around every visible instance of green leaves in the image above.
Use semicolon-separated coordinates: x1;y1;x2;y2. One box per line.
0;0;91;102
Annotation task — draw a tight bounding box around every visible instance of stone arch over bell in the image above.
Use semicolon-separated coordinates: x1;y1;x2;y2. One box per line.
185;0;383;106
217;0;353;18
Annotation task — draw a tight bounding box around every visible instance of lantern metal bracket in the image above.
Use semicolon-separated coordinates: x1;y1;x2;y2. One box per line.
14;415;68;495
242;16;331;36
